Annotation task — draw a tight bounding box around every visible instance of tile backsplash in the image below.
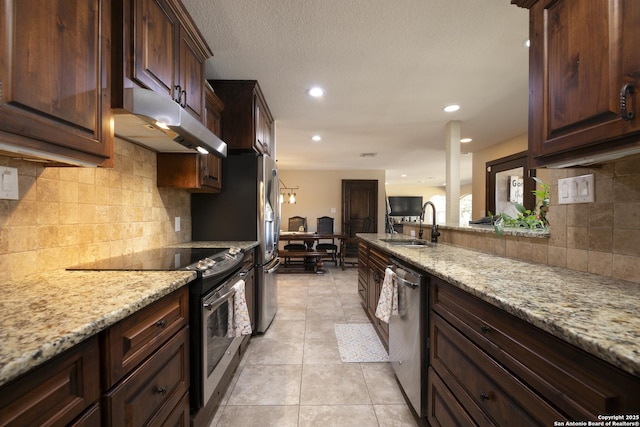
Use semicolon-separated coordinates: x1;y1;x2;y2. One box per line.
439;155;640;285
0;139;191;281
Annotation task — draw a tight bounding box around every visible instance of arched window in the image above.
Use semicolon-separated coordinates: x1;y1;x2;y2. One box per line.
425;195;446;225
460;194;473;224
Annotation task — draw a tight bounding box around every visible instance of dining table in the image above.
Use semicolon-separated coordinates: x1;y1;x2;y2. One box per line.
278;231;349;272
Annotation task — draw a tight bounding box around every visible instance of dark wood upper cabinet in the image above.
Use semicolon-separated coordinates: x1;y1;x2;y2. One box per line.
157;85;223;192
113;0;210;122
515;0;640;167
0;0;114;167
209;80;274;156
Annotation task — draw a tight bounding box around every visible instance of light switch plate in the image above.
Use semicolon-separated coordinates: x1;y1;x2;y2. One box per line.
0;166;19;200
174;216;181;232
558;174;595;204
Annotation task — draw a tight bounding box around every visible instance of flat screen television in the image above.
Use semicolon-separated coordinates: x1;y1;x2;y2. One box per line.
388;196;423;217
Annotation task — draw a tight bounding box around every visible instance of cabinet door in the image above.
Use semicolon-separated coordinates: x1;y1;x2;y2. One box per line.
200;154;222;191
0;0;113;166
131;0;179;101
205;87;224;137
529;0;640;166
254;96;272;156
178;26;205;121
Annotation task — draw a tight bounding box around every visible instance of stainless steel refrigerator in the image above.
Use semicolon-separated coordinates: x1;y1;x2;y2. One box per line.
191;153;280;333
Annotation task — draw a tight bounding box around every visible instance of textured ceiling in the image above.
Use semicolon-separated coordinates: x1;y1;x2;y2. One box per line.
181;0;530;186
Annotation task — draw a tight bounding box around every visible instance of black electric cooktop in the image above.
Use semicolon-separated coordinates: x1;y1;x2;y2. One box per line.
67;247;229;272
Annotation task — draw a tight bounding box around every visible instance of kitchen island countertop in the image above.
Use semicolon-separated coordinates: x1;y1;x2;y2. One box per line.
0;241;258;388
359;233;640;378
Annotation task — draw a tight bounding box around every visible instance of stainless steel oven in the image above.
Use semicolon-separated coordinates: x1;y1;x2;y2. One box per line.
199;267;248;406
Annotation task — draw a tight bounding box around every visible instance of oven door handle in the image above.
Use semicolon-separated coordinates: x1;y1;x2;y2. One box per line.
204;288;236;311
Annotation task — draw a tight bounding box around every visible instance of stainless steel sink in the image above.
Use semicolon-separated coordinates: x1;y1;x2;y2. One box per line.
380;239;434;248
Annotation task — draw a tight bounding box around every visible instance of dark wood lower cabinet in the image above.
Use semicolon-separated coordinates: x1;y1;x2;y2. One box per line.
104;327;189;427
102;287;190;427
0;336;100;427
427;367;483;427
0;286;191;427
429;277;640;425
431;313;563;426
69;403;101;427
357;241;390;348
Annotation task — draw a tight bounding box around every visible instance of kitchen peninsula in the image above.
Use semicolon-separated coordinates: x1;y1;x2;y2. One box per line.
358;233;640;423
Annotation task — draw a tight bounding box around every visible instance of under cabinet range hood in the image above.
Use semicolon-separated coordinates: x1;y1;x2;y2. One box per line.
113;87;227;157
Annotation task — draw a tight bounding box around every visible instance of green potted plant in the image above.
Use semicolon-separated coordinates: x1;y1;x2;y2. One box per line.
491;177;550;236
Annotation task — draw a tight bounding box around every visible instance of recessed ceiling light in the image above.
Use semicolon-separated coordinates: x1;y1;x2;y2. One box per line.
460;138;472;143
311;135;322;142
443;104;460;112
308;87;324;97
401;174;407;178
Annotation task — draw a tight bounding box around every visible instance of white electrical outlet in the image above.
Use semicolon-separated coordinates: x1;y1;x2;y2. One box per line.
558;174;595;204
174;217;181;232
0;166;19;200
330;207;336;214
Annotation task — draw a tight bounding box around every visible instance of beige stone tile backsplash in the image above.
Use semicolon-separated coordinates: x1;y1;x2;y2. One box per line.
440;154;640;284
0;139;191;281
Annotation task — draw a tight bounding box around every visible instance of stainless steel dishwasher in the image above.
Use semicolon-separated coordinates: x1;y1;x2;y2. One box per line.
389;259;426;417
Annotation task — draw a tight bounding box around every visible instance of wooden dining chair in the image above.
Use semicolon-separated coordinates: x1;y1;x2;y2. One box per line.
283;216;308;266
316;216;338;266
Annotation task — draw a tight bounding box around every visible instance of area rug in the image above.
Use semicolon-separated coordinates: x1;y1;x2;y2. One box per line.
334;323;389;363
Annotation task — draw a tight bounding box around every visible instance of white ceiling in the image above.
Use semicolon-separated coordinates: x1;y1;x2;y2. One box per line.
181;0;530;186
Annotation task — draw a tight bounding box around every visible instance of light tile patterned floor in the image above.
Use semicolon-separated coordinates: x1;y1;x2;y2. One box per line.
209;266;419;427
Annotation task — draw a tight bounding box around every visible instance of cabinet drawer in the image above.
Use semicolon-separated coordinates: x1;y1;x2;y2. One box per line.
102;287;189;387
0;336;100;427
105;326;189;427
369;247;389;271
431;313;564;426
426;367;487;427
431;279;640;418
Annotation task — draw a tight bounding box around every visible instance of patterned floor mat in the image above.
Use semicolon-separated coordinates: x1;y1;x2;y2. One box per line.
334;323;389;362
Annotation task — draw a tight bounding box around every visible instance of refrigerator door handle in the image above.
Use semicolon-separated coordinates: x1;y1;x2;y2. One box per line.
265;257;280;273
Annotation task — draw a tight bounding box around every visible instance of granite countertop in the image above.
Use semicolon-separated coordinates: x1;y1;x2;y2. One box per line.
359;233;640;378
399;221;550;239
0;241;258;388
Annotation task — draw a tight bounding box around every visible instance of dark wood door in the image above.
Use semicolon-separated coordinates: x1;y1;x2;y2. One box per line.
527;0;640;166
342;180;378;237
342;180;377;260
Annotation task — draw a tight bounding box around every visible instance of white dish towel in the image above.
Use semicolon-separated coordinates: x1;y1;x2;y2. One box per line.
228;279;252;337
375;267;398;324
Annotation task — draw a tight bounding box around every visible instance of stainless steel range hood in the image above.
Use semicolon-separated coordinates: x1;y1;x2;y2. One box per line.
113;87;227;157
